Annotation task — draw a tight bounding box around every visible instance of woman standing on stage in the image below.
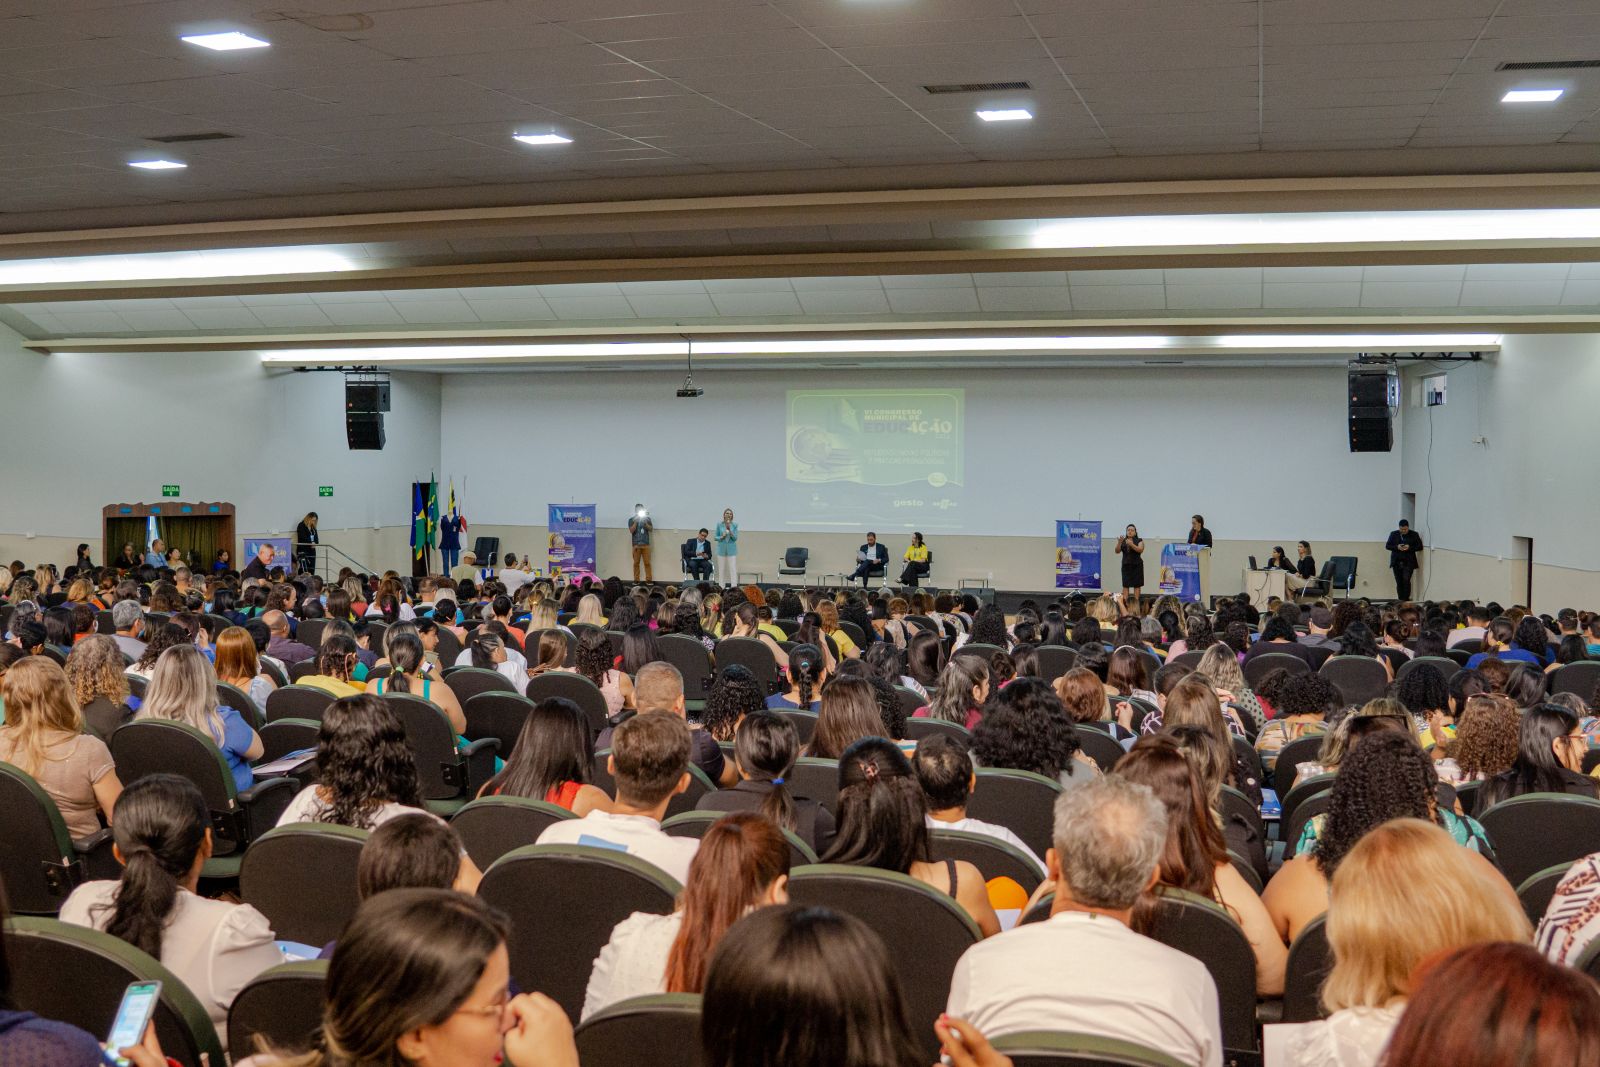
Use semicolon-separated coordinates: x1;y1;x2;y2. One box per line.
295;511;319;575
714;508;739;587
1115;523;1145;611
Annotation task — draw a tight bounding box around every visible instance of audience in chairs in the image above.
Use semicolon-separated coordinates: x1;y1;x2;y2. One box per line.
971;676;1091;784
698;710;835;854
1476;702;1597;805
137;644;262;792
806;675;904;760
478;697;611;815
583;811;790;1020
914;734;1046;875
275;694;432;830
60;775;285;1043
0;656;122;840
65;633;136;740
596;661;728;786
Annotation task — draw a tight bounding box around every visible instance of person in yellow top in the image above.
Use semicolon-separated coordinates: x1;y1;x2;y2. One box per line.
296;634;366;699
898;531;931;587
815;600;861;660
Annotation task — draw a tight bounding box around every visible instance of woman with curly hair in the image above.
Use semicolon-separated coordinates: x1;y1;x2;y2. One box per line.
1449;693;1521;782
1263;731;1491;944
560;627;632;715
701;664;767;743
128;621;191;679
65;634;135;740
1477;703;1596;806
970;676;1089;783
961;604;1009;651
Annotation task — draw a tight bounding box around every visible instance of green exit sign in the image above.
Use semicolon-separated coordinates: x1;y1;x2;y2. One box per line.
161;485;180;497
318;486;334;497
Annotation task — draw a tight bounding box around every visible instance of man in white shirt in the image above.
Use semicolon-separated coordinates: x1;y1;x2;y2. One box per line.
946;776;1223;1067
537;710;699;884
498;552;533;593
1447;605;1491;649
913;734;1046;877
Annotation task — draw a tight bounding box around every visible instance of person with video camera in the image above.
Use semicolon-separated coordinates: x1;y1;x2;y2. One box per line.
629;503;654;582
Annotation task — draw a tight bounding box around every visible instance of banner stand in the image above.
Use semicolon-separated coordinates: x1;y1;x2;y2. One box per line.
1055;521;1102;590
548;505;597;583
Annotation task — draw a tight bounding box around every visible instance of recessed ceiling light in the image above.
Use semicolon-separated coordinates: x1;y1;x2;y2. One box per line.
1031;207;1600;248
1502;88;1563;103
127;159;187;170
977;108;1032;122
0;248;353;285
513;132;573;146
180;31;270;51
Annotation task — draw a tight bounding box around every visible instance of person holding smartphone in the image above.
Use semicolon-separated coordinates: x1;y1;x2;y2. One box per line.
628;503;654;582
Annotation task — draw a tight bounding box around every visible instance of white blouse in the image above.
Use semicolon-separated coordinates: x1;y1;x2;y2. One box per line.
581;911;682;1022
1285;1003;1405;1067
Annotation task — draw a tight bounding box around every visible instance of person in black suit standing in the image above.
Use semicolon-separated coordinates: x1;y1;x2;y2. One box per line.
682;528;713;581
1385;520;1423;600
1187;514;1213;548
849;532;889;586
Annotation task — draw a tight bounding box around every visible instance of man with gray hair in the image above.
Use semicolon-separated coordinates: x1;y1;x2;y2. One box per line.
946;776;1222;1067
110;599;147;660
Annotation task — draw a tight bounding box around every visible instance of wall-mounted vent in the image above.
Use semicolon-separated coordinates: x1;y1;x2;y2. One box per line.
1497;59;1600;71
923;81;1031;94
147;131;237;143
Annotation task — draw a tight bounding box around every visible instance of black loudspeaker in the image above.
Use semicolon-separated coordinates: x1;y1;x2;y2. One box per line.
346;412;386;450
345;382;391;412
1348;369;1396;453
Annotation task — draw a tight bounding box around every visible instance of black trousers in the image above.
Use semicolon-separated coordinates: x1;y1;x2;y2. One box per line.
899;562;929;586
1392;565;1416;600
850;561;883;585
686;559;712;580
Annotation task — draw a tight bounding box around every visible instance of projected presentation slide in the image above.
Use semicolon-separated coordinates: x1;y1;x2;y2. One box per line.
785;388;966;529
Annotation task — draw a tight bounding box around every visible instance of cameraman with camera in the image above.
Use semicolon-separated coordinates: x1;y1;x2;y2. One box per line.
629;503;654;582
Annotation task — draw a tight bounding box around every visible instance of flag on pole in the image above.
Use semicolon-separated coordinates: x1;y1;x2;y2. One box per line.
146;514;161;556
410;482;426;560
448;478;466;532
425;476;439;549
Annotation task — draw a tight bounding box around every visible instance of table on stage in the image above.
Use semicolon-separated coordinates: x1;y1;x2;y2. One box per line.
1245;568;1287;610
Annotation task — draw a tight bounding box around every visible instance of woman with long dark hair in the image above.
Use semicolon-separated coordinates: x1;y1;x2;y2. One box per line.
60;775;284;1042
369;630;466;735
565;627;633;715
582;812;791;1020
904;629;945;690
821;738;998;936
806;675;896;760
767;642;828;712
701;664;767;744
479;698;610;815
275;694;429;830
1478;703;1596;806
619;623;662;677
916;655;990;729
698;711;835;853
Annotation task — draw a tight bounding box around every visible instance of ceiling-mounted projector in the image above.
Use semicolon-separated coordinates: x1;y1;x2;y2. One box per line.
676;375;704;398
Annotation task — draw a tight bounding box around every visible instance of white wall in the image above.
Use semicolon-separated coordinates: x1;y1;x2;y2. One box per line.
0;324;441;571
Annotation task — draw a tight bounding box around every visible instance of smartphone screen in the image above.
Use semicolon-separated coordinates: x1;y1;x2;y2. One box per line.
104;980;161;1064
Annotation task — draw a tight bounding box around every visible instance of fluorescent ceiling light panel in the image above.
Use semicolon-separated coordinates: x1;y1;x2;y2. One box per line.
513;132;573;145
1032;208;1600;249
977;108;1032;122
1502;89;1563;103
127;159;187;170
260;333;1500;364
0;248;354;286
180;31;270;50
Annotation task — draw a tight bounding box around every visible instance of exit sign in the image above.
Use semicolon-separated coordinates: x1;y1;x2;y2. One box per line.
161;485;180;497
318;486;334;497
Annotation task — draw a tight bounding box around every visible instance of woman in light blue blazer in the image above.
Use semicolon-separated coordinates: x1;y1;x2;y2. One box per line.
714;508;739;586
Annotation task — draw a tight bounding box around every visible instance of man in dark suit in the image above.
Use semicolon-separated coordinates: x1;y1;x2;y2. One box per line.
849;531;889;586
682;528;713;581
1385;520;1424;600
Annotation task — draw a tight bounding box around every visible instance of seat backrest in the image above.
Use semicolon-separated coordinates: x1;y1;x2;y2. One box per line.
781;547;808;570
1074;725;1126;772
1551;660;1600;697
928;827;1044;894
1281;914;1333;1022
124;671;148;699
0;760;86;914
447;665;518;702
450;796;578;870
1145;888;1257;1053
1317;655;1389;705
462;691;536;752
525;672;610;736
893;685;924;720
662;810;818;866
6;916;226;1067
383;693;465;801
1035;645;1078;683
266;684;335;723
1279;772;1338;831
227;960;328;1064
574;993;703;1067
1283;793;1334;858
1478;793;1600;887
217;681;262;728
240;823;368;946
990;1031;1189;1067
1454;778;1485;817
904;717;973;746
787;757;840;815
1242;652;1309;688
525;628;577;667
657;635;715;700
1329;556;1358;584
295;619;328;648
952;642;1005;662
1517;862;1575;926
964;768;1063;860
714;637;780;691
1396;655;1461;683
839;621;867;648
788;864;979;1062
1272;734;1329;794
478;844;681;1020
780;709;818;744
289;659;320;682
432;624;464;666
1170;650;1205;669
110;718;238;813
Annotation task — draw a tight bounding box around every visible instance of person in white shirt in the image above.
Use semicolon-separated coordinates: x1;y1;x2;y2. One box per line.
498;553;533;594
1447;606;1492;649
455;627;528;686
945;775;1223;1067
582;811;790;1021
537;710;700;883
59;775;285;1045
913;733;1046;877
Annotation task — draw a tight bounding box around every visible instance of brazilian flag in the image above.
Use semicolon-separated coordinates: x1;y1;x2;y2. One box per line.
425;476;439;549
410;482;426;560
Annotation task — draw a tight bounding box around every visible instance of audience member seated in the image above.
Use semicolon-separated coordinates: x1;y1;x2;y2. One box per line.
596;661;728;786
696;711;834;854
0;657;122;840
805;675;905;761
1115;737;1286;995
60;775;285;1043
457;627;529;686
1444;693;1520;784
296;634;366;699
1385;941;1600;1067
971;676;1090;784
1465;617;1544;669
110;598;148;660
1282;819;1529;1067
1537;849;1600;967
701;904;923;1067
1292;699;1411;780
214;624;277;713
127;621;188;680
478;697;611;816
1243;614;1324;670
563;628;634;715
537;710;700;883
277;694;433;830
946;775;1221;1067
368;630;466;734
914;734;1045;876
262;609;316;665
1192;643;1265;731
766;642;828;711
698;664;764;745
1263;732;1492;944
820;737;999;937
583;811;790;1020
66;633;136;740
914;655;991;730
1054;666;1134;745
1477;702;1598;806
1254;672;1337;772
136;644;261;791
